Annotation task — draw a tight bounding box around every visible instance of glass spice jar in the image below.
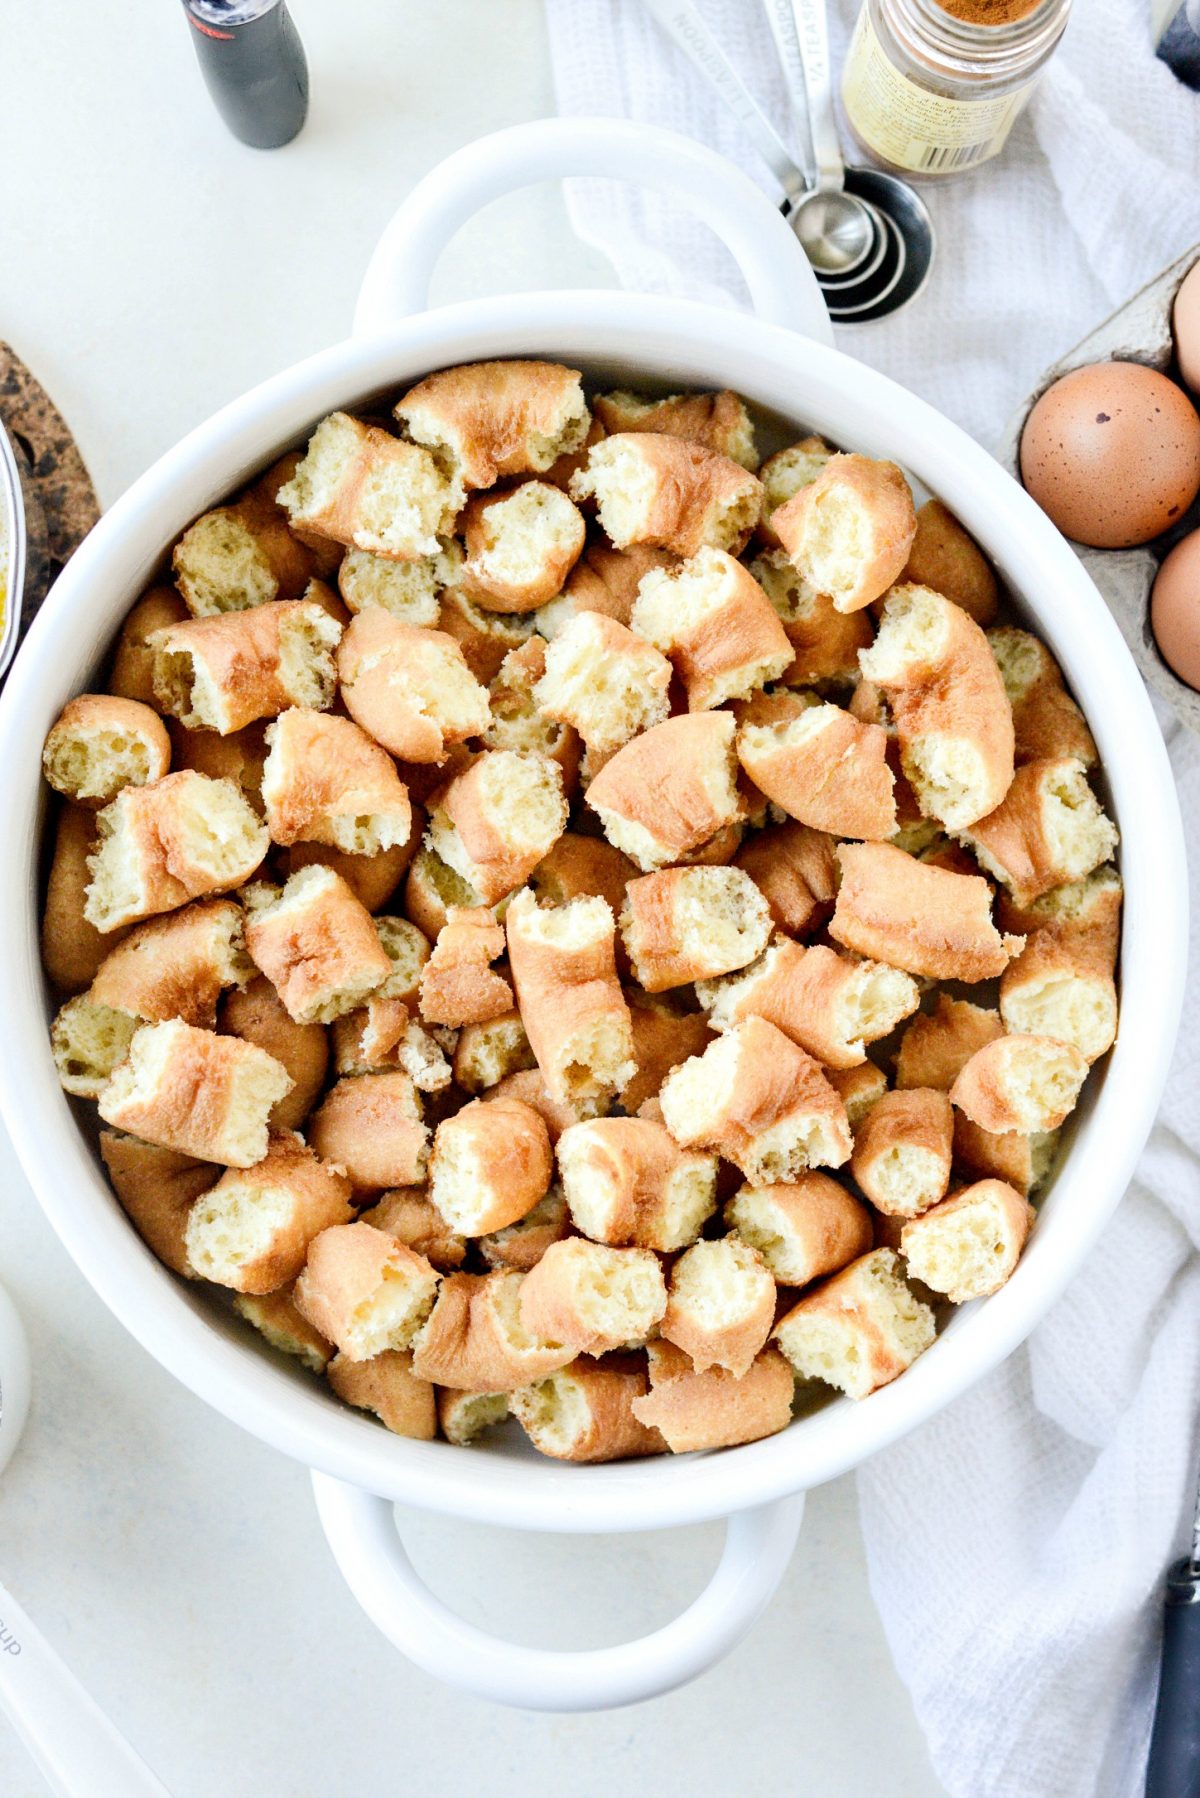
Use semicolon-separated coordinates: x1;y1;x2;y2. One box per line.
840;0;1071;179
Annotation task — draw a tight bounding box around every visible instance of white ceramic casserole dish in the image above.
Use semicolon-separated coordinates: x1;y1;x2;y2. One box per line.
0;120;1187;1713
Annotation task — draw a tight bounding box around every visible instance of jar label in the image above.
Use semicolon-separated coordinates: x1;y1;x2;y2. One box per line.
842;6;1036;173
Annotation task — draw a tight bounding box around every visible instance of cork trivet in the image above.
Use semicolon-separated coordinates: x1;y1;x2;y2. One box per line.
0;342;100;621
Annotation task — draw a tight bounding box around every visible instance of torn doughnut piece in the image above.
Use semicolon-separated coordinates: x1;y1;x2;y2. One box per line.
901;499;999;628
518;1238;668;1356
184;1133;353;1294
336;610;489;764
996;863;1122;962
585;710;741;872
534;539;676;637
630;547;792;711
99;1131;218;1277
569;433;763;557
895;995;1004;1092
394;360;590;499
260;708;411;855
749;549;873;688
89;897;250;1030
989;627;1096;768
418;906;513;1026
430;1095;552;1236
999;929;1118;1063
726;1173;873;1287
329;1001;449;1091
756;436;834;548
307;1072;429;1192
478;1189;572;1271
327;1350;436;1438
438;1389;510;1446
772;453;916;614
660;1237;776;1376
97;1019;291;1167
828;1063;889;1128
483;639;581;790
535;611;672;757
243;866;392;1024
234;1285;334;1372
402;843;483;940
619;990;712;1116
84;771;268;933
736;703;897;841
337;540;461;628
830;843;1024;983
42;695;171;807
620;865;772;992
556;1116;717;1251
630;1340;794;1453
528;830;635;915
412;1269;573;1390
732;820;838;938
859;583;1015;830
593;388;756;467
219;976;328;1132
698;940;918;1071
512;1354;666;1462
360;1188;467;1272
958;756;1118;906
459;480;586;613
293;1222;440;1360
901;1179;1034;1304
452;1009;535;1093
173;482;318;617
170;719;268;817
950;1033;1089;1134
505;888;634;1113
849;1088;954;1217
659;1016;852;1184
43;804;129;993
774;1249;934;1399
50;995;139;1099
427;751;568;906
149;599;341;734
108;586;189;706
278;412;456;559
952;1114;1058;1200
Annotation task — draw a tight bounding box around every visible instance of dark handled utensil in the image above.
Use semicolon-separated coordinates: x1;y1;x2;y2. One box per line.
1146;1472;1200;1798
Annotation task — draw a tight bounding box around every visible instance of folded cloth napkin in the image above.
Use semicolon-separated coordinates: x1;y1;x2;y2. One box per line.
545;4;1200;1793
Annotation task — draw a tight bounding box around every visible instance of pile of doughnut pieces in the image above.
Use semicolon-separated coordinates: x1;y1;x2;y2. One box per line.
39;360;1120;1462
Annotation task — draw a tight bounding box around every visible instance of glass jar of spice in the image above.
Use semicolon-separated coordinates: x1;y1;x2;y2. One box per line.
841;0;1071;179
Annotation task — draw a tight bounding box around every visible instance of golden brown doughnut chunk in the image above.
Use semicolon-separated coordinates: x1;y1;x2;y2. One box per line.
336;610;489;763
243;866;391;1025
619;990;712;1116
620;866;772;993
949;1034;1089;1134
477;1189;573;1271
359;1188;467;1272
958;756;1118;907
173;482;318;617
218;976;328;1132
307;1071;429;1192
418;906;513;1027
99;1130;218;1277
293;1221;440;1359
283;836;416;915
773;453;916;614
749;548;874;688
490;1069;591;1145
185;1133;354;1293
85;771;268;933
459;480;586;613
452;1009;535;1093
773;1247;935;1398
731;819;837;938
518;1238;668;1356
337;540;460;627
505;888;634;1113
327;1350;437;1438
736;703;897;841
535;611;672;756
42;695;171;808
233;1284;334;1371
50;994;139;1098
827;1062;889;1128
593;389;756;467
108;586;189;705
999;928;1118;1063
830;843;1024;983
437;1389;510;1446
570;433;763;558
659;1016;852;1184
42;803;130;992
850;1088;954;1218
98;1019;291;1168
630;1341;794;1452
726;1173;873;1286
756;436;834;548
430;1095;552;1236
631;547;792;711
901;499;999;627
427;751;568;906
411;1268;574;1390
698;940;918;1071
995;863;1122;962
535;539;676;637
278;412;455;559
895;995;1004;1092
169;719;268;816
901;1179;1034;1304
660;1237;776;1377
149;599;341;735
90;897;249;1029
951;1113;1057;1199
394;360;590;497
436;587;536;685
989;627;1097;768
483;638;581;795
556;1116;716;1251
512;1354;667;1462
585;710;741;872
260;708;411;855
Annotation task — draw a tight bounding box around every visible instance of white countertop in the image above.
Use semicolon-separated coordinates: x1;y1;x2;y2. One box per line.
0;4;945;1792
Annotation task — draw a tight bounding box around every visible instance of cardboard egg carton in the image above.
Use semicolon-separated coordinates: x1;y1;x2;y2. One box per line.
996;241;1200;735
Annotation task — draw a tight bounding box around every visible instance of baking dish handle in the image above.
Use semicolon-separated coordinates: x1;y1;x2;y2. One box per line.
353;116;832;343
311;1470;804;1712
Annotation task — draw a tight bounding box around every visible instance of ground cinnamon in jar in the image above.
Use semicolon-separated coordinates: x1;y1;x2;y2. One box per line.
841;0;1071;178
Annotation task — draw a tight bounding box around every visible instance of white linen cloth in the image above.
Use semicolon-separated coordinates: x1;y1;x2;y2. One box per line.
545;4;1200;1792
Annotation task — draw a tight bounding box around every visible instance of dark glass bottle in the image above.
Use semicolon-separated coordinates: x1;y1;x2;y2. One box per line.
182;0;309;150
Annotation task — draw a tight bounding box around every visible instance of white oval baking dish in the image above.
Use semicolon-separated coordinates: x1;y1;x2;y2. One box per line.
0;119;1186;1714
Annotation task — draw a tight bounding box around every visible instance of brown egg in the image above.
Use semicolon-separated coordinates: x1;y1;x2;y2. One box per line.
1151;527;1200;689
1019;361;1200;549
1173;260;1200;395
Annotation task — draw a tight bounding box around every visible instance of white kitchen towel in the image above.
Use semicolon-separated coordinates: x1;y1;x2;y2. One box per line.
545;3;1200;1795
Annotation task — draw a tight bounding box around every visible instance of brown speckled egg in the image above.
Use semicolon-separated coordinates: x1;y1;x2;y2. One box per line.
1151;527;1200;690
1019;361;1200;548
1173;260;1200;395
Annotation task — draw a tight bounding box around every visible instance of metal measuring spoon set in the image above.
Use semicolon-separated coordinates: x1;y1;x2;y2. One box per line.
643;0;934;321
